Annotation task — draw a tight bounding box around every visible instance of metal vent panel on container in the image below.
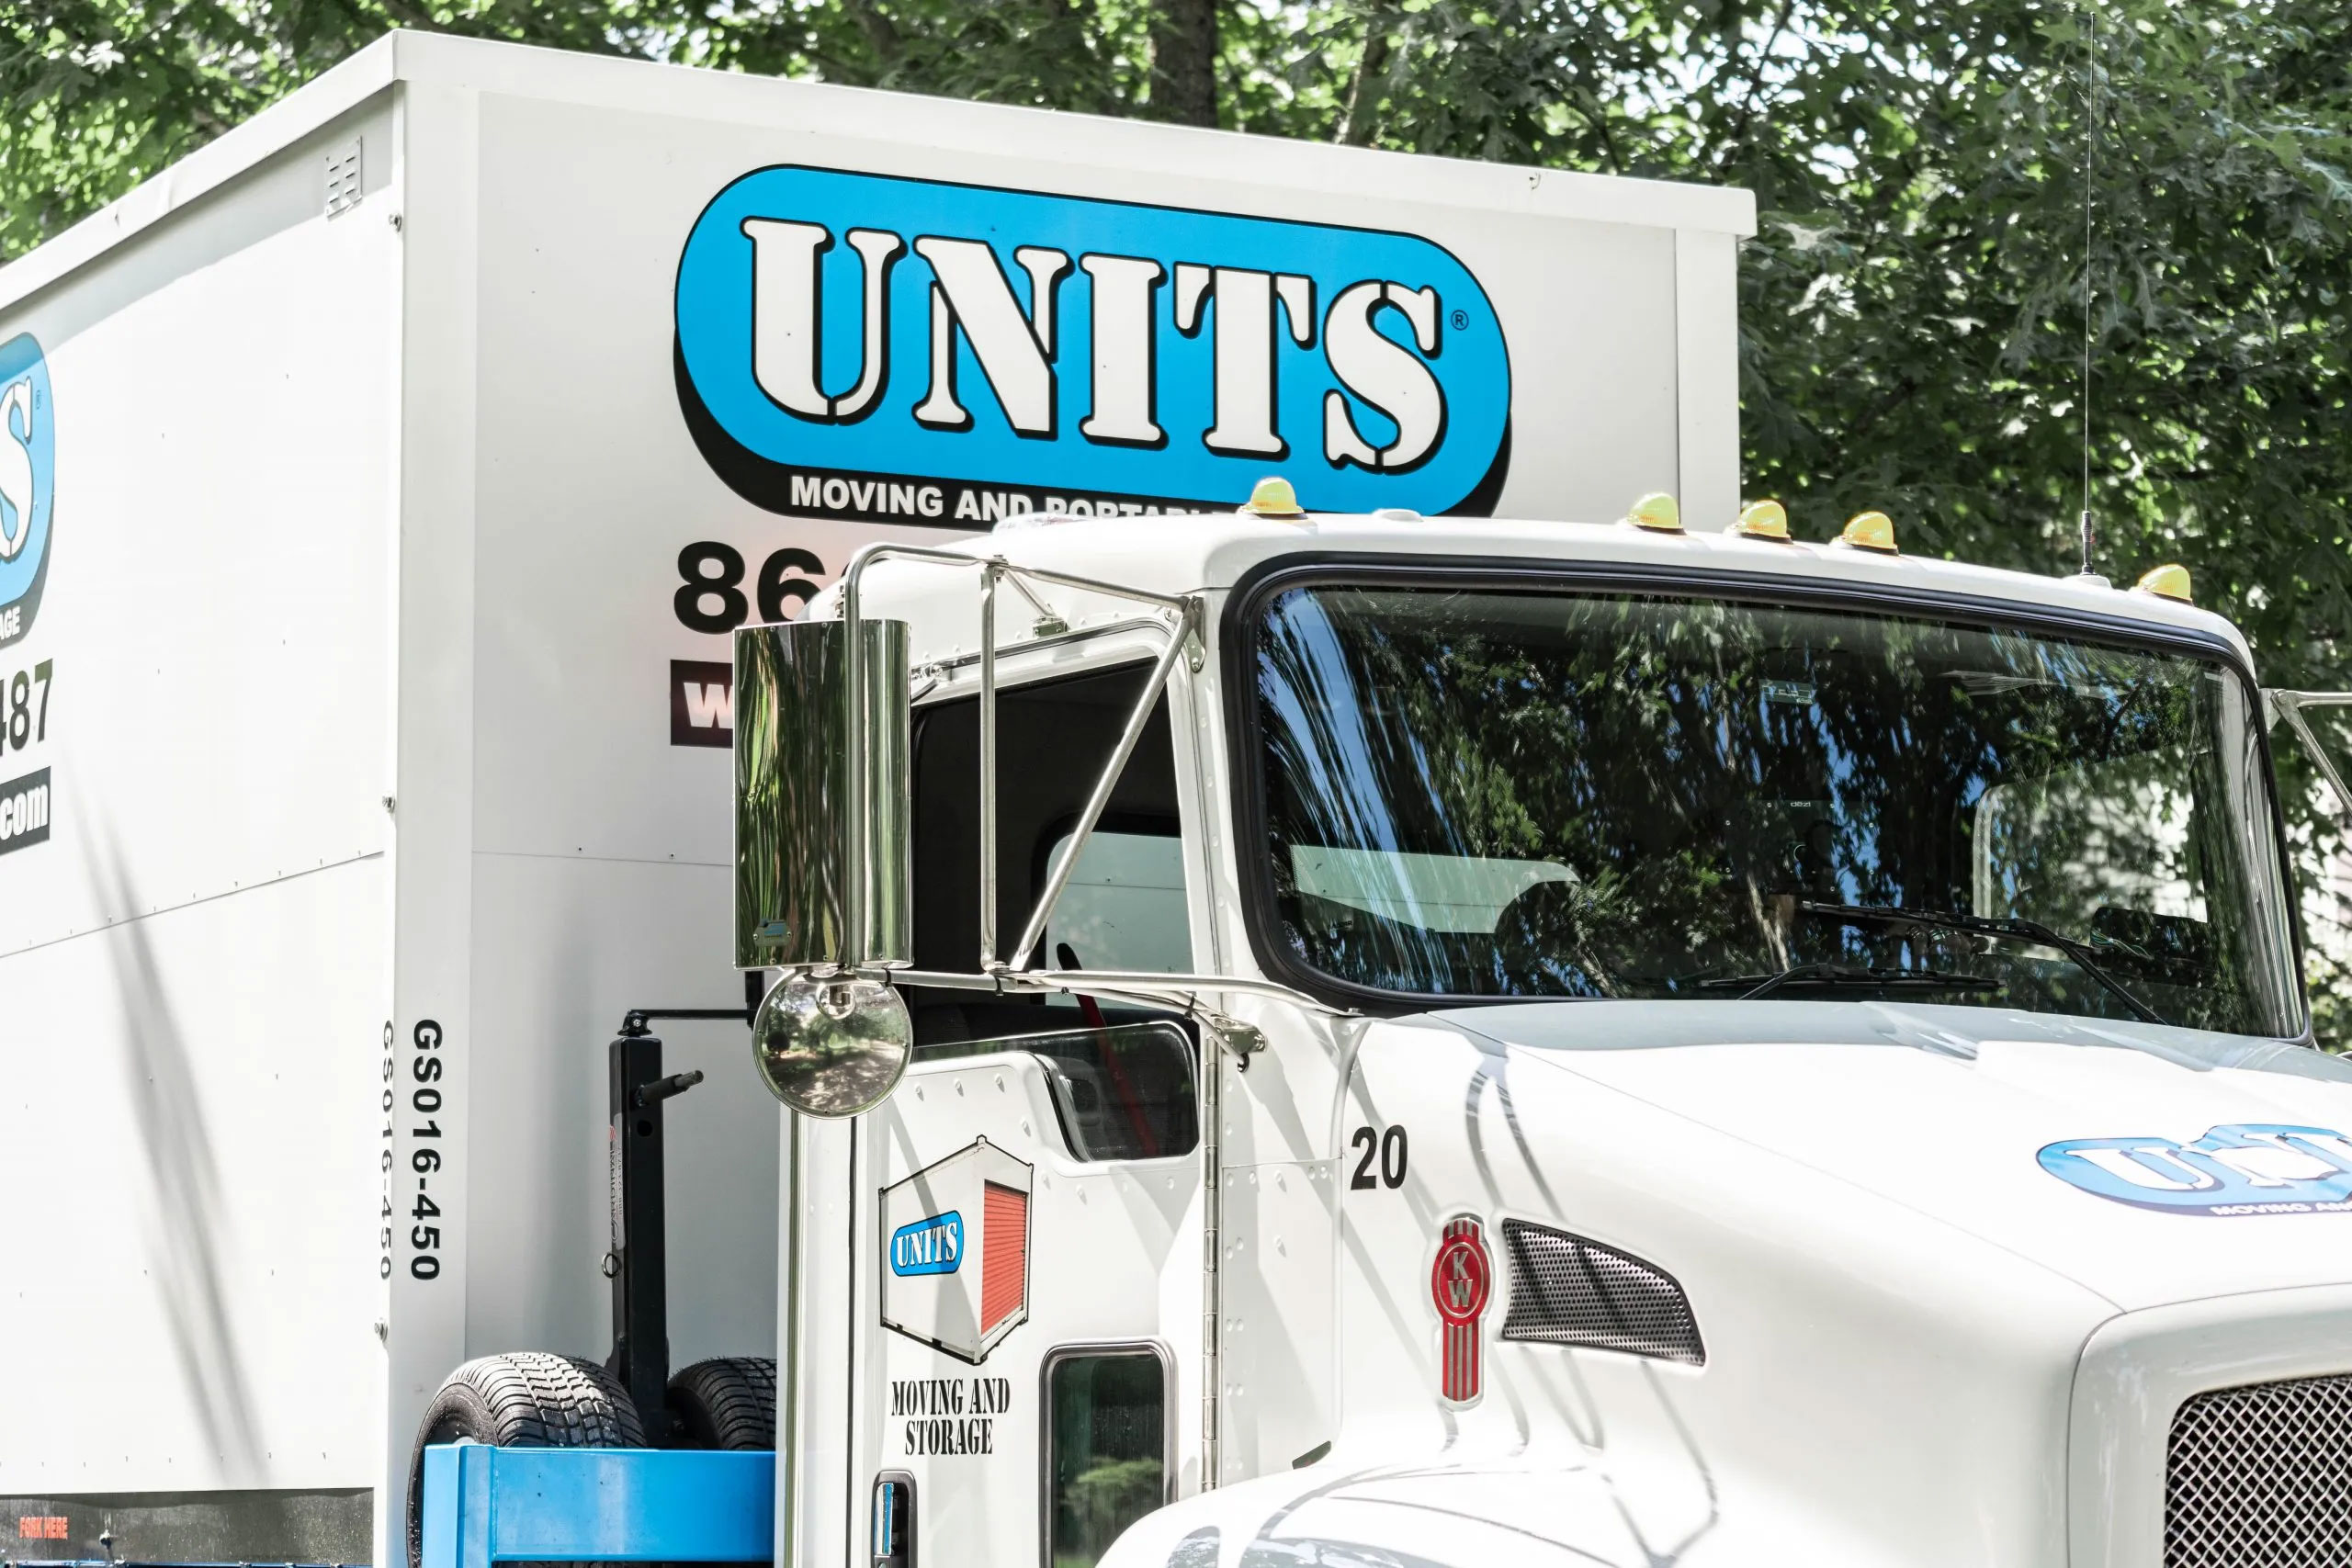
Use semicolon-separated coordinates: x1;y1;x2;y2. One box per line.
2166;1372;2352;1568
1498;1219;1703;1365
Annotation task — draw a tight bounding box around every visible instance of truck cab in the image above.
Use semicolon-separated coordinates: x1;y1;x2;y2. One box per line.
741;492;2352;1568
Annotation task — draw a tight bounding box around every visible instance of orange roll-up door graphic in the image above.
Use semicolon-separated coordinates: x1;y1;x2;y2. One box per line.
980;1181;1028;1335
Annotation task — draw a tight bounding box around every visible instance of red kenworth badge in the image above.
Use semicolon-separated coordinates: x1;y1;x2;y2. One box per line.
1430;1215;1493;1405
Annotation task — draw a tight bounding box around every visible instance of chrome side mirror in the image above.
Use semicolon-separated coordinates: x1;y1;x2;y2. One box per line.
733;617;912;970
735;616;915;1117
752;972;910;1118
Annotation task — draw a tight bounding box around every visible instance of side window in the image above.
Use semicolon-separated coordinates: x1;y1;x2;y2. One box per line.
1046;1349;1167;1568
907;663;1188;1047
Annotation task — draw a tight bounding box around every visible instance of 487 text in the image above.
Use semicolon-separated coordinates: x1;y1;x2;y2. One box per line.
1;658;51;758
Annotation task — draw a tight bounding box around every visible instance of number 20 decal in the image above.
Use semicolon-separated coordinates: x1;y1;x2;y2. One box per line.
1350;1125;1408;1190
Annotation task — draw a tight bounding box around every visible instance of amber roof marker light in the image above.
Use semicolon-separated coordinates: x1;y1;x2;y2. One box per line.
1836;511;1899;555
1728;499;1792;541
1243;475;1307;520
1624;492;1683;533
2135;563;2194;604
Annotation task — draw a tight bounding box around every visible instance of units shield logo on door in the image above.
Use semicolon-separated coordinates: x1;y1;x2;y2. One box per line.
1430;1214;1492;1406
0;333;54;649
673;169;1511;525
878;1137;1031;1363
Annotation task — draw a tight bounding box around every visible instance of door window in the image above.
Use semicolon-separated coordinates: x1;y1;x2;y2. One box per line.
906;664;1189;1046
1043;829;1192;977
1045;1349;1167;1568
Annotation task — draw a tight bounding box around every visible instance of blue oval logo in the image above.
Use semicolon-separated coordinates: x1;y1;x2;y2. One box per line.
2040;1123;2352;1215
674;168;1511;525
889;1210;964;1276
0;333;53;649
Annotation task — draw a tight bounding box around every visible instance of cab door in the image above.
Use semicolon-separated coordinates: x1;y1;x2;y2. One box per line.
843;655;1207;1568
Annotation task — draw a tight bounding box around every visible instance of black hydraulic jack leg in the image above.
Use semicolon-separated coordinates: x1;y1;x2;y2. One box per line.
603;976;759;1434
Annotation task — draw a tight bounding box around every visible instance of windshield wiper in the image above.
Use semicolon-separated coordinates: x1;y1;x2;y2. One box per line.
1796;901;2169;1026
1699;962;2003;1001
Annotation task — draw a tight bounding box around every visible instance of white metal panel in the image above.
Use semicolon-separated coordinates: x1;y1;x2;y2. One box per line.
0;106;400;1503
785;1114;858;1568
0;861;389;1492
380;73;476;1568
0;198;398;959
1675;227;1742;530
1213;1159;1339;1482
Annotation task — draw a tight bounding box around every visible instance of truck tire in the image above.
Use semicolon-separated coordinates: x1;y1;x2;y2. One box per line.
404;1352;648;1568
664;1357;777;1450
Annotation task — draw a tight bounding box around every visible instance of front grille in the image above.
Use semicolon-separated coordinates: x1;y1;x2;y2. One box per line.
2166;1372;2352;1567
1497;1219;1703;1364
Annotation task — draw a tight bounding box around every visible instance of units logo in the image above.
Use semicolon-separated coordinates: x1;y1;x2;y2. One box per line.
878;1137;1031;1364
1430;1214;1492;1405
0;334;53;649
674;168;1511;526
889;1210;964;1277
2040;1123;2352;1216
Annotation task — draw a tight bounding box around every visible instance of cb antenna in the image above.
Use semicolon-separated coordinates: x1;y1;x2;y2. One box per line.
2075;0;2099;578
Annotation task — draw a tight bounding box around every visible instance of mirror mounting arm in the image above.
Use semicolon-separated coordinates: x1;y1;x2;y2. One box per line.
979;561;1001;968
888;965;1346;1024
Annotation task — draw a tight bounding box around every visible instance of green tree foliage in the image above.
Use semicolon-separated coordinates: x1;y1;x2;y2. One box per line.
5;0;2349;1031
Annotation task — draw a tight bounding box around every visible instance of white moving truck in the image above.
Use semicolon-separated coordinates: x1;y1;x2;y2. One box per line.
742;501;2352;1568
0;32;1755;1567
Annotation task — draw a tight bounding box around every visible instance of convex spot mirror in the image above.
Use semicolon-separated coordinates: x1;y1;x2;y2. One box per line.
734;617;912;970
752;972;911;1118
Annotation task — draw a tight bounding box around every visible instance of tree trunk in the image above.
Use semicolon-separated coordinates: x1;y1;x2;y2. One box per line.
847;0;903;65
1338;26;1391;145
1148;0;1220;128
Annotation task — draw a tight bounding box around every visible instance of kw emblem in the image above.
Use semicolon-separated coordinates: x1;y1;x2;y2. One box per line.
1430;1214;1492;1405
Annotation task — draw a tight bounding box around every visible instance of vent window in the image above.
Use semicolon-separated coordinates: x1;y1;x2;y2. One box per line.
1498;1219;1703;1365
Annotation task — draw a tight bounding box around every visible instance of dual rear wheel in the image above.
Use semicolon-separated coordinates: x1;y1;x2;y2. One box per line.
404;1352;777;1568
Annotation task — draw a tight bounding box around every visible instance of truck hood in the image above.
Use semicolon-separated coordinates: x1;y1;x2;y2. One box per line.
1438;1000;2352;1311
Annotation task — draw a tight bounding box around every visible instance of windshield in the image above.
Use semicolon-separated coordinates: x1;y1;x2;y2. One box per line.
1250;583;2303;1035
